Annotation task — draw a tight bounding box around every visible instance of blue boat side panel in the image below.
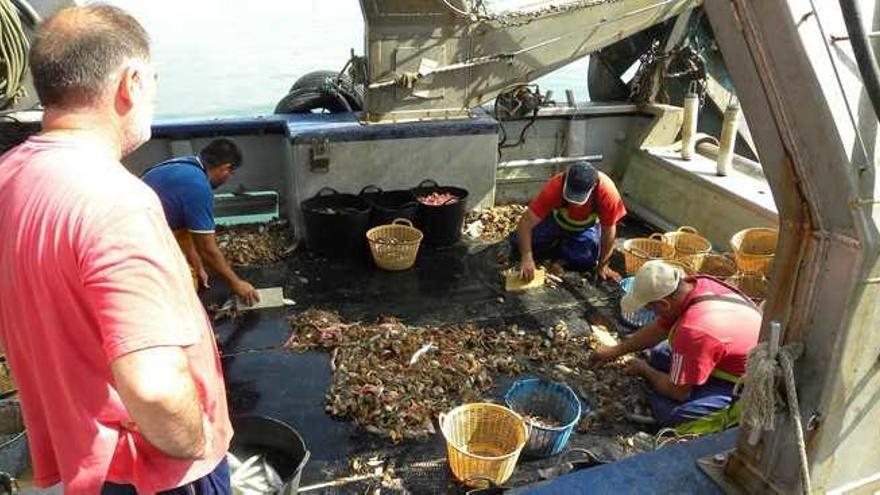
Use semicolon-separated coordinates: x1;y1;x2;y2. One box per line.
149;112;499;142
284;111;499;144
151;115;289;139
513;429;739;495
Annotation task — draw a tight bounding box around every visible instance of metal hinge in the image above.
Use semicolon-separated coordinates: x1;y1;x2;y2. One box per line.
310;138;330;173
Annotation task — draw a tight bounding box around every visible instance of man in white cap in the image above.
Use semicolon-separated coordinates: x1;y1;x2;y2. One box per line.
592;260;761;426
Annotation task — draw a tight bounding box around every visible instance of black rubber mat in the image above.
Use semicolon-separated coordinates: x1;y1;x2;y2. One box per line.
209;218;658;493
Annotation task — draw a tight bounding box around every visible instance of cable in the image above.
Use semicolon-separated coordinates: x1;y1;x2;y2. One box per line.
12;0;39;26
440;0;472;18
839;0;880;124
806;0;871;169
0;0;29;111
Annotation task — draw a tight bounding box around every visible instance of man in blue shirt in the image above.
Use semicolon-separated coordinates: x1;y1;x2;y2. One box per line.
143;138;259;305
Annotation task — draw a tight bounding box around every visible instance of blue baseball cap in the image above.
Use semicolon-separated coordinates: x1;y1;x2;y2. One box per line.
563;162;599;205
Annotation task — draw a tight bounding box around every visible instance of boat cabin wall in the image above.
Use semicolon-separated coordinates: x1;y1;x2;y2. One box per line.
118;104;778;251
123;120;292;219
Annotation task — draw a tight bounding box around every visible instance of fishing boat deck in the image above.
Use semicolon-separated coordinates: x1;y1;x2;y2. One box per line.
208;216;693;493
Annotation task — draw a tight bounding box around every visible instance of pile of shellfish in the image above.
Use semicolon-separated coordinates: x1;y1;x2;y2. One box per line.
286;310;644;443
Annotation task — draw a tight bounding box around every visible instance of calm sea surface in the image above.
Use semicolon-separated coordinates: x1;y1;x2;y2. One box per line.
104;0;591;121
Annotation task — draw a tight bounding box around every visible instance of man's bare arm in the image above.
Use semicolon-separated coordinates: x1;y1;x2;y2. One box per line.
191;232;258;304
111;346;207;459
630;358;693;402
591;319;668;366
517;209;542;281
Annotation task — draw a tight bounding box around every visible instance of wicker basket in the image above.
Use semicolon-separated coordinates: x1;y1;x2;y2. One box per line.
662;226;712;273
662;259;696;276
366;218;423;271
622;234;675;275
726;272;768;303
700;253;738;279
439;403;529;487
730;228;778;275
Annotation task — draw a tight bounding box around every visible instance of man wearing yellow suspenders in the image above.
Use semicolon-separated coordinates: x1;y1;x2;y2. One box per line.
592;261;761;429
512;162;627;282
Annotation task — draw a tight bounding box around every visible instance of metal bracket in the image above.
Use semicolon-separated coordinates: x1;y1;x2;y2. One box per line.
309;138;330;173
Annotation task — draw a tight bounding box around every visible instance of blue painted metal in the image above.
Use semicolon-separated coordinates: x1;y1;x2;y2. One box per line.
619;276;656;328
284;110;499;144
512;428;739;495
151;115;288;139
503;378;582;458
149;110;499;143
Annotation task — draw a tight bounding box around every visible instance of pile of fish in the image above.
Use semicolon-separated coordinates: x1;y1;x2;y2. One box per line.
463;204;526;241
216;221;293;266
417;192;459;206
285;310;643;443
228;453;284;495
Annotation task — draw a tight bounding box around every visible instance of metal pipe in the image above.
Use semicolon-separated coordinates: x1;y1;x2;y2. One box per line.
497;154;603;168
839;0;880;124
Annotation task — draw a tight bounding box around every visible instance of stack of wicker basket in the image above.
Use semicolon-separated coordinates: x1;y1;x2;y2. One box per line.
620;226;778;304
725;227;778;303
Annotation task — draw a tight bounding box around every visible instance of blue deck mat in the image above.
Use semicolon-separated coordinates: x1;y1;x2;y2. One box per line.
512;428;739;495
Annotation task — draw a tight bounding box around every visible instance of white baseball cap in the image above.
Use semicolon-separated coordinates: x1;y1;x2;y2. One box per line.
620;260;684;314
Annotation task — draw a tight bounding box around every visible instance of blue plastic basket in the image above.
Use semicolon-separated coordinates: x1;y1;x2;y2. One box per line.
503;378;581;458
619;276;656;328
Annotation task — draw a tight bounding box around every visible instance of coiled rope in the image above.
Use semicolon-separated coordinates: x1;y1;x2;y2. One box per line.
736;339;810;494
0;0;31;110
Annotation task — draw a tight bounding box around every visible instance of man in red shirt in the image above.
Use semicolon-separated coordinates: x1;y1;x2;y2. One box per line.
591;261;761;426
512;162;627;281
0;6;231;493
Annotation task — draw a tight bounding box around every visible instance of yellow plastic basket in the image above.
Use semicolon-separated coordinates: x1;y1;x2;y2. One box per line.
730;228;778;276
439;403;529;487
366;218;423;271
699;253;738;279
662;226;712;273
622;234;675;275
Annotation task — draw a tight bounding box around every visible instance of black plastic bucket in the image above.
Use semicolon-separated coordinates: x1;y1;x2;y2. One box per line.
359;185;418;226
301;187;371;260
411;179;469;247
231;415;310;495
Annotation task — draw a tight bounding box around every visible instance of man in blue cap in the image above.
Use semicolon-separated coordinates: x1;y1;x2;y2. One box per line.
512;161;627;281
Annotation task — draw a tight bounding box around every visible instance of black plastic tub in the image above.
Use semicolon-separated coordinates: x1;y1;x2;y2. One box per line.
411;179;469;247
231;415;309;495
359;185;418;226
301;187;371;260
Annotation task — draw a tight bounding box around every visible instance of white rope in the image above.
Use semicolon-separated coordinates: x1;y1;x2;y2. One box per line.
735;342;779;431
780;349;812;495
737;341;811;495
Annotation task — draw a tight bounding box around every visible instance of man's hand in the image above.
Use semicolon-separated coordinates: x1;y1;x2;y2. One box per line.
197;267;210;289
231;279;260;306
598;265;622;282
625;357;649;376
519;256;537;282
589;343;620;368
